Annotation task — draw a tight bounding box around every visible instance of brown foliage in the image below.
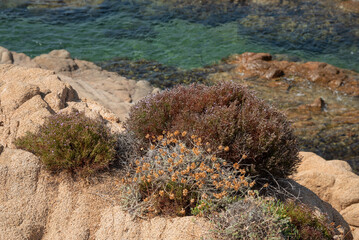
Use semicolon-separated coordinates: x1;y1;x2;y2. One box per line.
126;81;300;178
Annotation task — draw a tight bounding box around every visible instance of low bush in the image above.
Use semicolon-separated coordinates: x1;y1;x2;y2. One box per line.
15;112;117;176
120;131;255;217
278;200;336;239
212;197;335;240
212;197;289;240
125;81;300;178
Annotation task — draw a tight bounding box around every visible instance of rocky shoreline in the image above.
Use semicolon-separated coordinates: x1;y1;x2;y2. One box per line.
0;47;359;239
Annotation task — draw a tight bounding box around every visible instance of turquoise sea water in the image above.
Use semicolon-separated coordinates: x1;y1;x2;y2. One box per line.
0;0;358;71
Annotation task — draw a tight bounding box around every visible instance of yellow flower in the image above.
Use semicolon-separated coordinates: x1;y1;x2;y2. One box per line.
218;145;223;150
263;183;269;188
174;130;180;136
190;198;195;203
233;162;240;169
182;131;187;137
192;147;200;156
145;134;150;139
224;146;230;152
191;162;196;169
150;145;155;150
169;193;175;200
159;190;164;196
157;135;164;141
179;208;185;215
181;178;187;184
183;189;188;196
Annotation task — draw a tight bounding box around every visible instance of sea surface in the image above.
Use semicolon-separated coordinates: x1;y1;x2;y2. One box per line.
0;0;358;71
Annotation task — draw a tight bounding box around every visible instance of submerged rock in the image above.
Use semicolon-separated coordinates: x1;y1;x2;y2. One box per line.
0;0;105;8
226;52;359;96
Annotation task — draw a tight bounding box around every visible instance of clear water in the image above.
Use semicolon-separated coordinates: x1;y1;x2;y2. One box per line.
0;0;358;71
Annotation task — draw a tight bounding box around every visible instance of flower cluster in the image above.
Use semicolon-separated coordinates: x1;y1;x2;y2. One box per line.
121;131;254;217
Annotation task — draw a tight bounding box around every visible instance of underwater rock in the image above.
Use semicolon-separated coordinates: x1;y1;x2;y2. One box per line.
227;52;359;96
298;97;327;113
0;0;105;8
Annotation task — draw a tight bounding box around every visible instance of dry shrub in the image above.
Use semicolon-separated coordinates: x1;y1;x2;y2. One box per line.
212;197;336;240
126;81;300;178
120;131;255;217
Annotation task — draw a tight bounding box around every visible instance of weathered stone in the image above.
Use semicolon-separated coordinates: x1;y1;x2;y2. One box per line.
264;67;284;79
292;152;359;236
298;97;326;112
227;52;359;96
0;46;13;64
33;50;79;73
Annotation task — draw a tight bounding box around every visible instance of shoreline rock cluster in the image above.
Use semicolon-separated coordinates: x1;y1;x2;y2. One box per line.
225;52;359;97
0;47;358;239
0;46;159;122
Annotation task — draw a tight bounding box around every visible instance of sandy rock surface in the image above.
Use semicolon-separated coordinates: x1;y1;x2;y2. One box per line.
292;152;359;239
0;149;210;240
0;64;122;148
1;47;159;121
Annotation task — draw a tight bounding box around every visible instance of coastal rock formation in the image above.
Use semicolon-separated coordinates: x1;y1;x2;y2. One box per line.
0;64;122;148
292;152;359;239
1;47;159;121
226;52;359;96
0;47;358;239
0;62;209;239
0;148;210;240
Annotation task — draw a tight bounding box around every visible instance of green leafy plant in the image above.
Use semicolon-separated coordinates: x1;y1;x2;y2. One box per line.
15;112;117;176
125;81;300;178
120;131;255;217
279;200;335;240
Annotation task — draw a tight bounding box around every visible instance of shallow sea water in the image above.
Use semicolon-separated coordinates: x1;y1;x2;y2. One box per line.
0;0;358;71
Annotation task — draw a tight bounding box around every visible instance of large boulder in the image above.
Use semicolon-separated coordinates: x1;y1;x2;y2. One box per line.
292;152;359;239
0;147;211;240
33;50;79;73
